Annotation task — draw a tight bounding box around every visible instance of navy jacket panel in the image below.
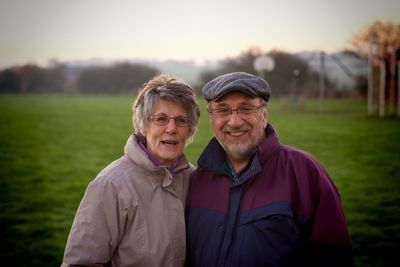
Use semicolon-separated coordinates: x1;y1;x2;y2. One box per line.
186;124;353;267
186;206;226;267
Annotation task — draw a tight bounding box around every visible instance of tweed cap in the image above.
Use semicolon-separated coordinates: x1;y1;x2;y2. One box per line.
202;72;271;102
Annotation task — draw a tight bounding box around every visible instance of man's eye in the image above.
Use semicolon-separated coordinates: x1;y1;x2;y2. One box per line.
217;108;231;114
239;107;254;113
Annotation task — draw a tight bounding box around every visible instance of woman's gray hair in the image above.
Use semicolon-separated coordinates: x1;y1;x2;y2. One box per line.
132;74;200;144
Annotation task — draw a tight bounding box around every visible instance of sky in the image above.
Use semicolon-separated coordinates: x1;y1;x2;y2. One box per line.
0;0;399;68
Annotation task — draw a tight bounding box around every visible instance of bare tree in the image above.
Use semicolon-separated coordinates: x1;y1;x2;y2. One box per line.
351;20;400;57
352;20;400;116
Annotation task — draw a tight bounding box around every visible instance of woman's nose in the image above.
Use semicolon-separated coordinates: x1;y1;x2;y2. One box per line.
165;118;177;133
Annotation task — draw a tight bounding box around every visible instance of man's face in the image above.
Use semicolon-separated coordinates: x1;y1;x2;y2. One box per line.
208;91;268;162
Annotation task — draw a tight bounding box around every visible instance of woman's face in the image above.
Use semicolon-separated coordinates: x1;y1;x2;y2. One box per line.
143;100;190;165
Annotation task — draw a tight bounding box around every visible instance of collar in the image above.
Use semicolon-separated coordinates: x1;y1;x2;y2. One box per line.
124;134;190;176
224;155;262;186
137;136;181;174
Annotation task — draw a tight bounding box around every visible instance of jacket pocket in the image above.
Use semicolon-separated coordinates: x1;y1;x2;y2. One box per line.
239;201;294;225
233;201;301;264
238;201;301;240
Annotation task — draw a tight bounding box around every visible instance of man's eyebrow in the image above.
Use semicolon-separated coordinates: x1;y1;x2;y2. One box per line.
214;101;255;107
213;103;229;107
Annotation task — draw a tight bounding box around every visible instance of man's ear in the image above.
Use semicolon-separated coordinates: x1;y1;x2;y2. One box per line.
263;109;268;128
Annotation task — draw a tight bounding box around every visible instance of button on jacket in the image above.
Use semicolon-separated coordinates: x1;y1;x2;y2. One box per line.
186;124;353;267
61;134;193;267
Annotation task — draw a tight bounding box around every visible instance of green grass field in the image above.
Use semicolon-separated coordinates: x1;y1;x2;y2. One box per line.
0;94;399;267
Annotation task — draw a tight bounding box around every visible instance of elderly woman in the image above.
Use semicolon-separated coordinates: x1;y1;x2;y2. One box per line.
61;74;200;267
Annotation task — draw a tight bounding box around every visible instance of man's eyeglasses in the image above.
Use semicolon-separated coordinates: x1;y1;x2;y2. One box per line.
150;114;191;127
207;104;265;118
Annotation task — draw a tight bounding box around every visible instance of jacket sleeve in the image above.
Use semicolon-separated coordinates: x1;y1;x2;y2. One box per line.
61;177;128;267
305;161;354;267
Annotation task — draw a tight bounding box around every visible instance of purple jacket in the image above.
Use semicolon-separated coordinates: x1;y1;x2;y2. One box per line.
186;124;353;267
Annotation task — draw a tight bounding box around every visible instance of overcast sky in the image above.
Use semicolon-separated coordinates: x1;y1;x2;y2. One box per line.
0;0;399;68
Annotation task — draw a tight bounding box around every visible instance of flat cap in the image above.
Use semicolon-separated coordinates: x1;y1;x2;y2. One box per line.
202;72;271;102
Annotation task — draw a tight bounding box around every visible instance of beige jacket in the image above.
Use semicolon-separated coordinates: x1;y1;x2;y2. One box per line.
61;135;193;267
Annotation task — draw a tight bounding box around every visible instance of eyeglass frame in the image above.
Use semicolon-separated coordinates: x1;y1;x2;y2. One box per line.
207;103;266;118
149;114;191;127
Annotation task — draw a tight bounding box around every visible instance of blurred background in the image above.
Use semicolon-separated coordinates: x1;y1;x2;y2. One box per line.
1;0;400;266
0;0;398;103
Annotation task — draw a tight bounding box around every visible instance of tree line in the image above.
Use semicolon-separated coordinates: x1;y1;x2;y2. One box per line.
0;51;361;98
0;62;159;94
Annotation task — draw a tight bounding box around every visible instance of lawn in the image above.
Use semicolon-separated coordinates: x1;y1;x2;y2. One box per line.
0;94;399;267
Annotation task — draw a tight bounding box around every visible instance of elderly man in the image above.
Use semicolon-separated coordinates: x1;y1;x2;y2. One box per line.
186;72;353;267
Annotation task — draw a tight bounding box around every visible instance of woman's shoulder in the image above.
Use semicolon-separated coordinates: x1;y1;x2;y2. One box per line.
90;156;140;186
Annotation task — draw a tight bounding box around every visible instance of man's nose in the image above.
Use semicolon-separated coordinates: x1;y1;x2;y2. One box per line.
227;110;243;126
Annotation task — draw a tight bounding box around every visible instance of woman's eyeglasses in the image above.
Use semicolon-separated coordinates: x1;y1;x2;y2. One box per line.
150;114;191;127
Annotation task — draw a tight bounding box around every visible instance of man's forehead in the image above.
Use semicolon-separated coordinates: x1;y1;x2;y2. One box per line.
211;91;261;104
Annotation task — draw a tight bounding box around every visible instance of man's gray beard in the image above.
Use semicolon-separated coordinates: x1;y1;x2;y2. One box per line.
215;122;267;162
218;139;259;162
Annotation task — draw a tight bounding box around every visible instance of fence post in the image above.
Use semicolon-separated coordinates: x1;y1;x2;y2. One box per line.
389;49;396;115
319;51;325;112
379;62;386;117
398;62;400;117
368;45;375;115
